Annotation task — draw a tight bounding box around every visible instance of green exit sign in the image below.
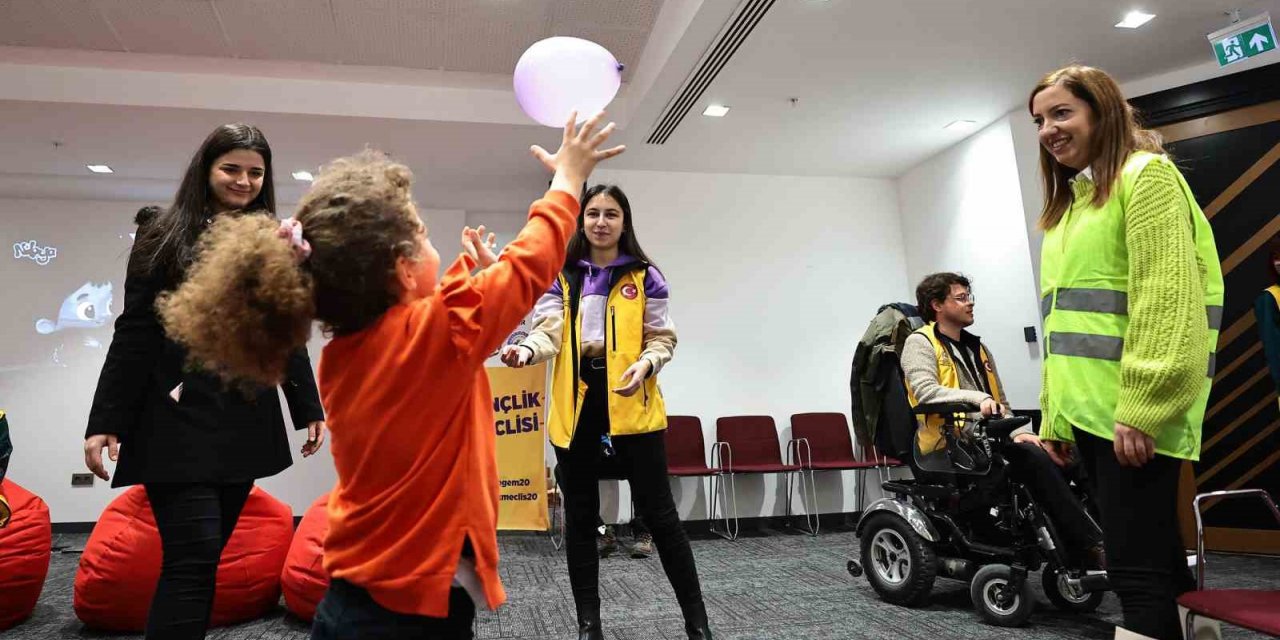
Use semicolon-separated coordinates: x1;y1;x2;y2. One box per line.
1209;13;1276;67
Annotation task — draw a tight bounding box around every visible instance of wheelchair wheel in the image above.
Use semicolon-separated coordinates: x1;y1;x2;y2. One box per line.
1042;568;1104;613
859;513;936;606
970;564;1034;627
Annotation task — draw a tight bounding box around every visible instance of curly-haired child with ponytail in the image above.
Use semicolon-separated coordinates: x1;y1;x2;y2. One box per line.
158;112;624;638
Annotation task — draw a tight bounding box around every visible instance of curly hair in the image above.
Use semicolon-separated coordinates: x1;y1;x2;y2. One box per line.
157;212;314;385
915;272;971;323
158;150;424;386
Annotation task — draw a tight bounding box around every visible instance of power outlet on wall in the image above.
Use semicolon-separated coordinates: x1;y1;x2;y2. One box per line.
71;473;94;487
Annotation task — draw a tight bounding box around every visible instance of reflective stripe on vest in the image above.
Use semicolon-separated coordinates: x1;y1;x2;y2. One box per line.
1044;287;1220;376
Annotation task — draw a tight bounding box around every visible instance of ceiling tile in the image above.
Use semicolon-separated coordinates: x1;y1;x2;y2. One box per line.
0;0;123;50
95;0;229;57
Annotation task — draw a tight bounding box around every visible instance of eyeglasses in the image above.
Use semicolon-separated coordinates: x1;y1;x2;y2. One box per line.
951;293;975;304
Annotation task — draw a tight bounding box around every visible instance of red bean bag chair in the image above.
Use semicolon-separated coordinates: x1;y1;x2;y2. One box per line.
74;485;293;631
0;479;51;631
281;493;330;621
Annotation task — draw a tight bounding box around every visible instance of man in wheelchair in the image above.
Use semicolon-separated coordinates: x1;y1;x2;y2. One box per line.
902;273;1104;570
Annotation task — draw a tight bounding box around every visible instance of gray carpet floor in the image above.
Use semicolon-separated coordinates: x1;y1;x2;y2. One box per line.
11;527;1279;639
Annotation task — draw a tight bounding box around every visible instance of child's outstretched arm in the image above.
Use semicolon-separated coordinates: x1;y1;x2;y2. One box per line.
440;111;624;362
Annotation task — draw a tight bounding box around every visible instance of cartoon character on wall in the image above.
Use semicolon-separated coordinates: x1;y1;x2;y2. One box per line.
36;281;114;365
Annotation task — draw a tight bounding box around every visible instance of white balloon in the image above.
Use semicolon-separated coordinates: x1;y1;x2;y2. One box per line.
514;37;622;128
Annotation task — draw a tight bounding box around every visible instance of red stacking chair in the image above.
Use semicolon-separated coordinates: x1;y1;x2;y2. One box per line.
1178;489;1280;639
664;416;728;534
711;416;814;540
790;413;881;533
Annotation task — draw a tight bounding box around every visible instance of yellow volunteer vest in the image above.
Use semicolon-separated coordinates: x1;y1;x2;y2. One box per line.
546;268;667;449
1039;152;1224;461
904;323;1004;454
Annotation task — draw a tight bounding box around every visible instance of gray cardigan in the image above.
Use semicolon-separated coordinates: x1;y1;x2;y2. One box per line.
900;328;1034;440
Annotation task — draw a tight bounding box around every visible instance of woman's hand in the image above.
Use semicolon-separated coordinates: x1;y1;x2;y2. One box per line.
612;359;652;397
84;434;119;481
1113;422;1155;467
500;344;533;368
301;421;325;457
461;225;498;268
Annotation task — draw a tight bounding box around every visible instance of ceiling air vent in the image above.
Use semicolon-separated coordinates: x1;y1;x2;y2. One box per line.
645;0;778;145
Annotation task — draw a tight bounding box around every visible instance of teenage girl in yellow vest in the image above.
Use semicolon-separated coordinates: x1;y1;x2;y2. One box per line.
1031;66;1224;640
1255;240;1280;398
500;185;711;640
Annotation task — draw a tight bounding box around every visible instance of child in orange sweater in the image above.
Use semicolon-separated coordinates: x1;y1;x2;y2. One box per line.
155;112;624;638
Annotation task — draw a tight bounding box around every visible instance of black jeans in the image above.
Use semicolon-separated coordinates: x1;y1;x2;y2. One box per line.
554;357;703;618
1075;428;1194;640
311;579;475;640
143;482;253;640
1002;441;1103;558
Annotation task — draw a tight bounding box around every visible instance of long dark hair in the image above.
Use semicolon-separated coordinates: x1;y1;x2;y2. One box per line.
565;184;656;269
133;123;275;281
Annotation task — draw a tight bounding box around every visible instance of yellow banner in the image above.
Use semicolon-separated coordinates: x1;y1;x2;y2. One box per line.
487;363;549;531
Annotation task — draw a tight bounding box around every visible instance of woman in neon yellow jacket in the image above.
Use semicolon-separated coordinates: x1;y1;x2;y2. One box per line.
1031;65;1223;640
500;184;710;640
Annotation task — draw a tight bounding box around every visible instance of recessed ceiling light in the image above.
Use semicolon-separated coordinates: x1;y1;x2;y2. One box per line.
291;170;314;182
944;120;978;131
86;164;113;174
1115;10;1155;29
702;104;730;117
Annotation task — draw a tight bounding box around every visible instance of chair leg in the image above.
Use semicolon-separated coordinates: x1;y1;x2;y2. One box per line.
727;473;739;540
548;471;564;550
856;468;866;515
804;468;819;535
784;470;793;527
710;473;737;541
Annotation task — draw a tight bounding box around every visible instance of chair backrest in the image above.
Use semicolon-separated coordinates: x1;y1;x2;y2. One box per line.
716;416;783;466
790;413;856;465
664;416;708;469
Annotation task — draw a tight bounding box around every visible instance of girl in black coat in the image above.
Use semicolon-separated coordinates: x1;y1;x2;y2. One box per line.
83;124;326;639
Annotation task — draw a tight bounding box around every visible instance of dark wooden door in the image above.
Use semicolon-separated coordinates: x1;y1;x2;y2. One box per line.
1157;99;1280;554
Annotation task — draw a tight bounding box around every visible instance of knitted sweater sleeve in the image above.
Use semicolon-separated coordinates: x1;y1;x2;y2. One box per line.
1114;159;1210;437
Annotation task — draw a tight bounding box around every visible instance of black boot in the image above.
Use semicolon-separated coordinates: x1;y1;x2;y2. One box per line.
681;600;713;640
576;605;603;640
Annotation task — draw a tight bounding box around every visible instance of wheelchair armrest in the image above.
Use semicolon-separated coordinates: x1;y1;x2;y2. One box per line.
981;416;1032;441
913;402;979;416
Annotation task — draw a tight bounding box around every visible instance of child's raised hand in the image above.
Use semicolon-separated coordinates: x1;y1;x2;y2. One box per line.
532;111;626;195
461;225;498;268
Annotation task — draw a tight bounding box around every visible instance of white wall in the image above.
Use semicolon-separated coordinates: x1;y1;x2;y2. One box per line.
896;117;1044;409
584;169;910;522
